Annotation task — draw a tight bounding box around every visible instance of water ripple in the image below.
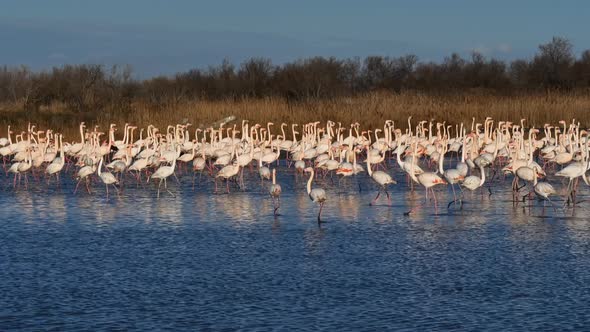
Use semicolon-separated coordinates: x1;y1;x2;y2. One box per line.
1;168;590;330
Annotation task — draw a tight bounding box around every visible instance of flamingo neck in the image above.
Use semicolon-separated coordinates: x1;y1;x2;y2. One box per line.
366;152;373;176
409;144;419;183
528;140;533;163
396;145;404;168
461;133;466;163
479;165;486;186
171;147;178;169
306;170;313;195
438;146;444;174
59;136;64;164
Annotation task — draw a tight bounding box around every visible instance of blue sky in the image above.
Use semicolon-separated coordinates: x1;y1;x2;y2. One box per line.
2;0;589;77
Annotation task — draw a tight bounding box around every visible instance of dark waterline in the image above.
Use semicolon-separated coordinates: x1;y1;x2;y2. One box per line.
1;165;590;331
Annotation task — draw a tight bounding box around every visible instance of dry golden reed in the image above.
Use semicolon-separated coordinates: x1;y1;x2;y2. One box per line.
2;91;590;141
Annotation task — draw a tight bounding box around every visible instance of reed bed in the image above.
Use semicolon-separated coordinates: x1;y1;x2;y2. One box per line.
1;91;590;141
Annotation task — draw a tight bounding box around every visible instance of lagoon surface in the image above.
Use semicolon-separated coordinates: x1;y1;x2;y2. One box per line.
2;167;590;331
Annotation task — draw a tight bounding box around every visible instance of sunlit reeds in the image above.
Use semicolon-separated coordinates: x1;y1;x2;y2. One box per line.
2;91;590;140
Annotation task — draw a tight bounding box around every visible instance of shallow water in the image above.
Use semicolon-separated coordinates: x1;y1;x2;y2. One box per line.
2;163;590;331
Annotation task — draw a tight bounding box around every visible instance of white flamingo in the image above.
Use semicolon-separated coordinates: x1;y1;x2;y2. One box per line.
304;167;327;222
269;169;282;216
97;157;119;199
366;147;396;206
148;147;179;198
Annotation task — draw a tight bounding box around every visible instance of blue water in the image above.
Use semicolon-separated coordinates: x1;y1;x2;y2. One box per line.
2;165;590;331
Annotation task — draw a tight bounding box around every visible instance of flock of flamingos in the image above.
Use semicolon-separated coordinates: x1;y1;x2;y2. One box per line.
1;117;589;220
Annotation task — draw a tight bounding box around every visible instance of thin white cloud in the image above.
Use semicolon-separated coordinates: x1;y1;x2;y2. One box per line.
471;45;491;55
497;43;512;53
48;52;67;60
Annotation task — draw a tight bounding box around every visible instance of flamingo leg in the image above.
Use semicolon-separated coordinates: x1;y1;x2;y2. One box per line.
432;188;438;211
318;202;324;223
546;196;558;212
564;179;574;207
573;177;579;205
240;169;245;190
273;196;280;216
165;178;175;197
370;190;381;206
113;184;120;197
74;179;81;194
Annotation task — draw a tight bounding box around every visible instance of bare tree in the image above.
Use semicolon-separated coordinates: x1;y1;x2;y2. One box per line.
533;36;575;87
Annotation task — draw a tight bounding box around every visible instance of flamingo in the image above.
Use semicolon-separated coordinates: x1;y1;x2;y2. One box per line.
6;159;22;188
294;160;306;174
440;144;464;202
17;149;33;189
7;148;32;189
46;134;65;185
366;147;396;206
128;157;148;182
74;164;96;194
148;146;179;198
304;167;327;222
336;147;364;180
408;142;447;210
455;130;470;177
216;163;240;194
191;146;207;189
533;168;557;211
461;164;486;196
269;169;282;216
259;157;271;183
554;136;589;206
555;160;588;206
97;157;119;199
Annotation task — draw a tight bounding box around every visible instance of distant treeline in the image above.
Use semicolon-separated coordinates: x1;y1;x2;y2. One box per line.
1;37;590;115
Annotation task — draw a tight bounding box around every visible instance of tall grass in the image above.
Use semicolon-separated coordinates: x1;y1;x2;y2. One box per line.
1;91;590;141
